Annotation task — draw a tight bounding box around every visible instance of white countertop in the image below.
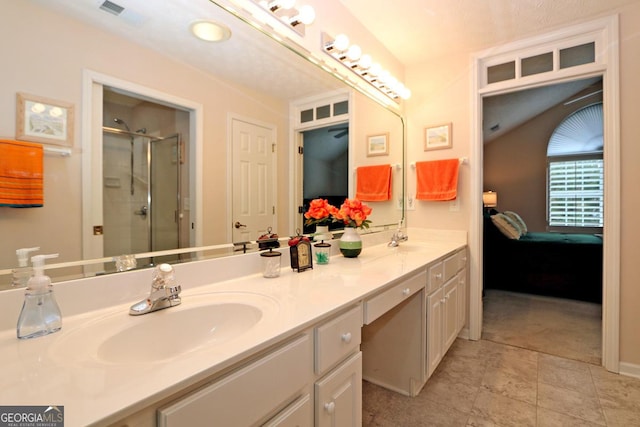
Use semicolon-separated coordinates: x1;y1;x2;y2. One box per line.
0;229;465;426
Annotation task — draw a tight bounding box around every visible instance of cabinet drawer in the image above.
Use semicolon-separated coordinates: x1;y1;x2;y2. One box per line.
263;394;312;427
315;305;362;374
443;253;459;283
427;262;444;294
158;334;311;427
443;249;467;282
364;270;426;325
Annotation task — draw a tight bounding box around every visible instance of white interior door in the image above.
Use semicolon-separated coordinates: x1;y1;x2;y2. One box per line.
231;118;275;243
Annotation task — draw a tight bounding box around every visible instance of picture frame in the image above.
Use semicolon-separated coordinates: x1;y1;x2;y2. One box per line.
424;123;452;151
366;133;389;157
16;92;74;147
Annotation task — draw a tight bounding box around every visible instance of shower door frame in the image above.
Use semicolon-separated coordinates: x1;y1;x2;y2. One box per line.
102;127;182;257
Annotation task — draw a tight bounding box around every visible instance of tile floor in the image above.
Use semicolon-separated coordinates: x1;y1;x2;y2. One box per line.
482;290;602;365
362;291;640;426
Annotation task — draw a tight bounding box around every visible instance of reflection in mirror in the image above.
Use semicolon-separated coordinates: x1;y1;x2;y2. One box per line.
0;0;404;288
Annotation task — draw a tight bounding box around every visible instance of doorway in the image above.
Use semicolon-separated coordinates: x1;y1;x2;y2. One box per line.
300;123;349;234
469;17;620;372
81;70;203;271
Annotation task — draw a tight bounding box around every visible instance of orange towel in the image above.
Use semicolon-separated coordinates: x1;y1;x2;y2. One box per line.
416;159;459;201
355;164;392;201
0;139;44;207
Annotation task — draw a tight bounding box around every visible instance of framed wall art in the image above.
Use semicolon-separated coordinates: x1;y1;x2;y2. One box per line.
366;133;389;157
16;92;74;146
424;123;452;151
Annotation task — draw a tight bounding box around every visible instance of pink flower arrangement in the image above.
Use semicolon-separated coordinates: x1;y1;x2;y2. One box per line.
333;198;373;229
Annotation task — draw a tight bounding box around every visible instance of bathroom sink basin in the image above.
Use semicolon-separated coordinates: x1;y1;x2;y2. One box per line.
98;302;263;363
50;292;279;364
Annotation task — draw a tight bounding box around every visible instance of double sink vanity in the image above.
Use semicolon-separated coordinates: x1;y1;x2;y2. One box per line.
0;229;467;426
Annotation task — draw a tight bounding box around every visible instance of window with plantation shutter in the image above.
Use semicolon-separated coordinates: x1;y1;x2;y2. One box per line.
548;158;603;229
547;102;603;232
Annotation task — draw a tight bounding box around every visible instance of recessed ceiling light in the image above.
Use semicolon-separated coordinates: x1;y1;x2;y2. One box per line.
190;20;231;42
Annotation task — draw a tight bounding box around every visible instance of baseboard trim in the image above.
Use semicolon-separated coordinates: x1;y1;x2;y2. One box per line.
619;362;640;379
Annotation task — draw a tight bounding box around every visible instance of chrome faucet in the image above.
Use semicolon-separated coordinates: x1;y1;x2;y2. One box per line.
388;220;409;247
129;263;181;315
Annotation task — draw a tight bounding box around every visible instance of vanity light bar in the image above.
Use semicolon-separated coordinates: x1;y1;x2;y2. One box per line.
322;32;411;102
253;0;316;36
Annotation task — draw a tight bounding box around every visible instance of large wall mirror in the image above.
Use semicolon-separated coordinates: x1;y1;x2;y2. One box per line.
0;0;405;286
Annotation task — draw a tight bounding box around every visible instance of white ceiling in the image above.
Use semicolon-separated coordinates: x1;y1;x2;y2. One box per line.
338;0;640;66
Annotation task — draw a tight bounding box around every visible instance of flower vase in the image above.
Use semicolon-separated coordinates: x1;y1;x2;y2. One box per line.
339;227;362;258
314;225;333;241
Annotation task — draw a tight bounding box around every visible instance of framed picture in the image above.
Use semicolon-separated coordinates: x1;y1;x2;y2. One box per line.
424;123;452;151
16;92;74;146
366;133;389;157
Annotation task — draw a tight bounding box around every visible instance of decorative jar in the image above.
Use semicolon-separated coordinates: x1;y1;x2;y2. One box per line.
339;227;362;258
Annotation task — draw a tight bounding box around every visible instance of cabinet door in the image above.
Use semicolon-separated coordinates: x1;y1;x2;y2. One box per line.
426;288;443;378
443;279;458;353
315;352;362;427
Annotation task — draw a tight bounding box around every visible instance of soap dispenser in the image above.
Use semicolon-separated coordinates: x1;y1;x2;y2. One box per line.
12;247;40;287
17;254;62;340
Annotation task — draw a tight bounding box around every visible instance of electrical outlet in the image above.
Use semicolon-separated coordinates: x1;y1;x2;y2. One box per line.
406;196;416;211
449;198;460;212
396;197;404;210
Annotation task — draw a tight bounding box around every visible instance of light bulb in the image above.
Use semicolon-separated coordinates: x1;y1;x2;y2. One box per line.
379;70;391;84
333;34;349;52
290;5;315;26
358;54;372;69
401;87;412;99
387;76;398;90
346;45;362;61
369;63;382;77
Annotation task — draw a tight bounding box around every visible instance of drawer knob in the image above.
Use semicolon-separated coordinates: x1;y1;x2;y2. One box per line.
402;288;410;296
341;332;352;343
435;273;442;279
325;402;336;414
441;298;446;304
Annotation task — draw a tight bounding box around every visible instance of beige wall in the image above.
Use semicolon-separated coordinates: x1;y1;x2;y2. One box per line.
484;85;603;232
0;2;289;269
405;3;640;367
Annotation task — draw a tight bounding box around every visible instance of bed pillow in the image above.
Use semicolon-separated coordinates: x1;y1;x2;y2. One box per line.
491;213;522;240
504;211;528;236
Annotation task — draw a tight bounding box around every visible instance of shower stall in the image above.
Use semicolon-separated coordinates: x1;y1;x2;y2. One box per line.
102;122;183;265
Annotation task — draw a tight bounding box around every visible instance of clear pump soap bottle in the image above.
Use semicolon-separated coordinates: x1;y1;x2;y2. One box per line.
17;254;62;340
12;247;40;288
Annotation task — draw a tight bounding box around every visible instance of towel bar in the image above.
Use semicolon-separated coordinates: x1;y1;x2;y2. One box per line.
410;157;467;169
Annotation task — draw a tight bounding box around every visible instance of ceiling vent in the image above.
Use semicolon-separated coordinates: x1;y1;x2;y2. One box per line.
99;0;125;16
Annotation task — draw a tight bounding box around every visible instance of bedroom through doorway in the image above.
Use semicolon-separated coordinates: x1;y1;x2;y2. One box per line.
481;77;604;364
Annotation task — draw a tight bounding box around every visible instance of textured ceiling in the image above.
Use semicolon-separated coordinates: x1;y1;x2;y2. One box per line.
338;0;640;65
31;0;343;102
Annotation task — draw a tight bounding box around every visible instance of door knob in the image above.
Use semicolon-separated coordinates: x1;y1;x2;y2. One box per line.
234;221;247;229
